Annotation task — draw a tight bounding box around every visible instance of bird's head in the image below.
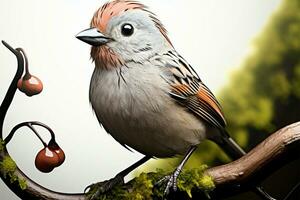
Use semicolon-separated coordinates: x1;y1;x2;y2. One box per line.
76;0;172;69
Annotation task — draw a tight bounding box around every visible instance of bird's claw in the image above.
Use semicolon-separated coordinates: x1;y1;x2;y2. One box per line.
156;169;181;196
85;175;124;200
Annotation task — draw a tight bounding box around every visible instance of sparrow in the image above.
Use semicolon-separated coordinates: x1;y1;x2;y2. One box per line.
76;1;275;199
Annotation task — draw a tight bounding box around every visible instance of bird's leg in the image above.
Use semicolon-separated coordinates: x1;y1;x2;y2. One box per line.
86;156;150;199
156;146;197;195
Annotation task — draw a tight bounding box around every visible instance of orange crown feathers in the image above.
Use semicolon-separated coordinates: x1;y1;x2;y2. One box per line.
90;0;172;45
91;0;145;32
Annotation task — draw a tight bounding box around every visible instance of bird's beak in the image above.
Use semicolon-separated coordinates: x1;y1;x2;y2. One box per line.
76;27;110;46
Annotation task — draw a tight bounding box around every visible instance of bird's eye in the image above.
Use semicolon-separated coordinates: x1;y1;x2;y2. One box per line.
121;23;134;36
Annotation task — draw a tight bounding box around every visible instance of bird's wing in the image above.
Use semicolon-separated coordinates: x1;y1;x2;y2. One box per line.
157;50;226;129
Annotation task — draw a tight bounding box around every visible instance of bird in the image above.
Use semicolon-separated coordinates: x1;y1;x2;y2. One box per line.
76;0;275;199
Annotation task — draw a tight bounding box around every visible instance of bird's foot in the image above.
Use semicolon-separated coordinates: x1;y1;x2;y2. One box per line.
85;174;124;200
156;168;181;196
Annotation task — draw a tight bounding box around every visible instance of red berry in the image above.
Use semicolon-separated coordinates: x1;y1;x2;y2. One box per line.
35;147;60;173
17;75;43;96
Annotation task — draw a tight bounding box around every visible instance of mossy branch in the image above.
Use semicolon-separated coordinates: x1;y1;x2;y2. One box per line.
1;122;299;199
1;41;300;199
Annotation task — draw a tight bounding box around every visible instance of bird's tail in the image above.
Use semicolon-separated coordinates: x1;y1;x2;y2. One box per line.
215;130;276;200
217;135;246;159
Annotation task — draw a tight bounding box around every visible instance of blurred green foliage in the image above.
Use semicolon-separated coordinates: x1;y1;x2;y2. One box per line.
141;0;300;172
221;0;300;151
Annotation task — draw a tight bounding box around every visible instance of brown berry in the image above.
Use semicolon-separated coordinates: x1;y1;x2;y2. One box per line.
48;141;65;166
35;147;60;173
17;75;43;96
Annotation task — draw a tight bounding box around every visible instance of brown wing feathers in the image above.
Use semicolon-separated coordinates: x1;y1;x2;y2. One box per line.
165;51;226;129
171;81;226;129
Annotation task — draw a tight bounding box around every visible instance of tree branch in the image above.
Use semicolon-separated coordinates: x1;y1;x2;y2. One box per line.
207;122;300;185
1;41;299;199
206;122;300;198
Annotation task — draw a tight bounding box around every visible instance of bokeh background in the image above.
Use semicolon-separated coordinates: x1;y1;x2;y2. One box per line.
1;0;299;199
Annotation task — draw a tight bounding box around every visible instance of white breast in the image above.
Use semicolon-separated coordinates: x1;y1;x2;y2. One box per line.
89;62;206;157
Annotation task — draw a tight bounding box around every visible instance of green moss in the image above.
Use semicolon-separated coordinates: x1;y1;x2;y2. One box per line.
1;156;16;176
0;139;5;152
123;173;154;200
199;175;215;191
0;156;27;190
86;172;162;200
18;178;27;190
177;165;215;198
86;165;214;199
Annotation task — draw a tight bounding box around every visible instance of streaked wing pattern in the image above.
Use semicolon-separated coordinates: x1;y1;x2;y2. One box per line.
159;50;226;129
